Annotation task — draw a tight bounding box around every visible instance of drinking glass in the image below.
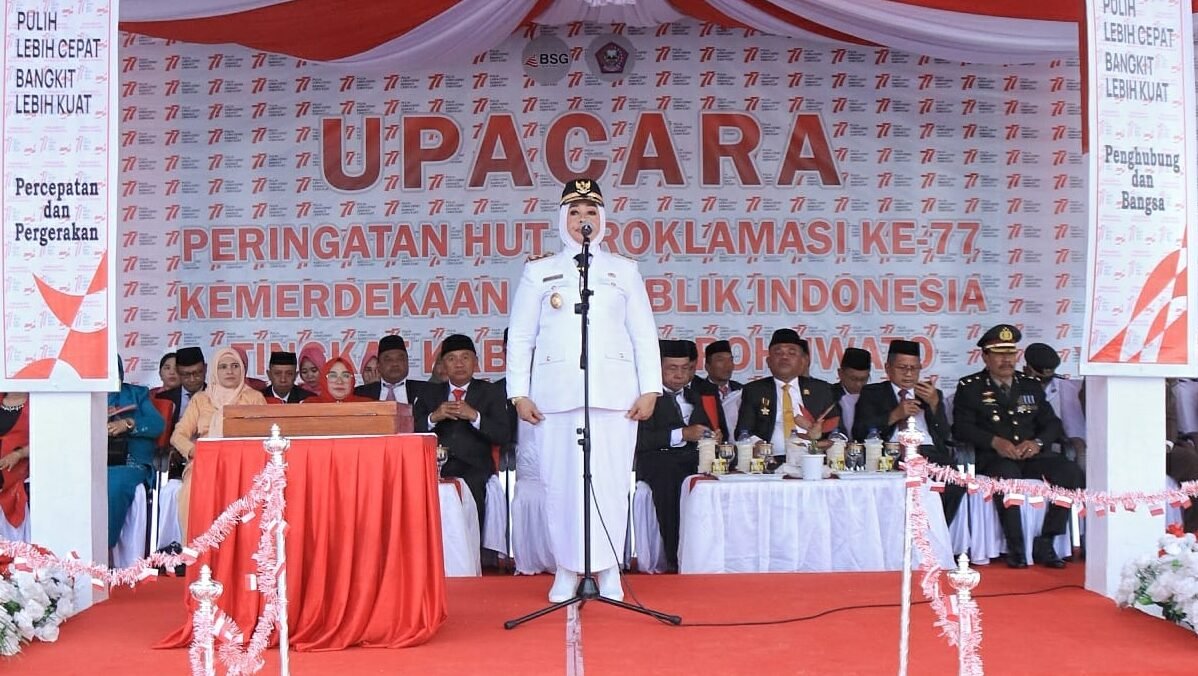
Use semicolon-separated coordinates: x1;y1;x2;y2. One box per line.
846;443;864;472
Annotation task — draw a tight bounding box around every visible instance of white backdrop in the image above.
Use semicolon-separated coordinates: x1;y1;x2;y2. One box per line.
116;21;1089;391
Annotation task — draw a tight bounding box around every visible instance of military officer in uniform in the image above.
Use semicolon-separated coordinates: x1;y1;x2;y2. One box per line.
506;178;660;603
952;324;1084;569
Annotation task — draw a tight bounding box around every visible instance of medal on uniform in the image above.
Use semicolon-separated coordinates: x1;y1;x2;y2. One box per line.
991;414;1000;422
549;292;563;309
759;398;771;416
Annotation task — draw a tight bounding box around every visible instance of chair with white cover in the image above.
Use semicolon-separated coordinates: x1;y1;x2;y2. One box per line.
440;478;482;577
155;477;183;551
632;481;668;573
510;420;554;574
1167;476;1184;526
958;479;1072;565
112;484;148;568
482;473;508;555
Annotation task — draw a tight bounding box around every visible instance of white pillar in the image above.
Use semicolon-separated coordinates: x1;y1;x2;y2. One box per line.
29;392;110;610
1084;376;1165;599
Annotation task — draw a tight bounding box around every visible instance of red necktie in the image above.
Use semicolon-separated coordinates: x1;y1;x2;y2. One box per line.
453;388;466;402
719;384;730;397
899;389;910;400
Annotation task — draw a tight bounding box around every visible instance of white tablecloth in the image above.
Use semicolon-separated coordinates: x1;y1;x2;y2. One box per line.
678;474;955;573
440;478;481;577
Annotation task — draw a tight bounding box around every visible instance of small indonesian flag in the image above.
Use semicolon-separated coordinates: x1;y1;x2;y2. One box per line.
1122;500;1136;512
1078;505;1087;518
1052;495;1073;508
1095;505;1107;517
137;568;159;583
1169;496;1185;508
91;577;107;589
1149;505;1165;517
180;546;199;565
931;482;946;493
1003;493;1025;508
246;573;257;591
240;511;256;524
966;482;980;495
1028;495;1046;509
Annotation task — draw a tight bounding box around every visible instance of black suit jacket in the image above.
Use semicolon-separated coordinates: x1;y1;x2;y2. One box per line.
952;370;1062;459
636;386;718;458
413;379;510;473
688;377;730;441
734;375;839;444
154;385;206;425
258;385;313;404
852;381;952;458
354;379;428;406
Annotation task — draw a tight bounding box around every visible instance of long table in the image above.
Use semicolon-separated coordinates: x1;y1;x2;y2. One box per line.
160;434;447;651
678;474;955;574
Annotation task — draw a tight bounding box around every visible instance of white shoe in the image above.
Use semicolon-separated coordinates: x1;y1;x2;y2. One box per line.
548;568;579;603
597;566;624;602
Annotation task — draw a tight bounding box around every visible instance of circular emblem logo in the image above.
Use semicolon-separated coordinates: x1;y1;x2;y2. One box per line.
522;35;571;85
587;34;636;83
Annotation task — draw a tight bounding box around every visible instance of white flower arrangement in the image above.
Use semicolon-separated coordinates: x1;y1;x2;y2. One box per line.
0;562;75;656
1117;526;1198;634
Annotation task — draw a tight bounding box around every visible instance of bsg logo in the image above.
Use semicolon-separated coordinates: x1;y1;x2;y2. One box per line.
522;35;570;84
535;52;570;66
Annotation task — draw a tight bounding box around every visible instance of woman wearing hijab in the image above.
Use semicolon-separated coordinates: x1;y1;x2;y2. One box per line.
506;178;660;603
172;347;268;538
302;356;373;403
360;342;380;386
298;343;328;396
107;356;165;549
0;392;31;539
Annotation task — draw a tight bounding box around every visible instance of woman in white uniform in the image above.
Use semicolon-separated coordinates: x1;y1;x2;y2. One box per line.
506;178;660;602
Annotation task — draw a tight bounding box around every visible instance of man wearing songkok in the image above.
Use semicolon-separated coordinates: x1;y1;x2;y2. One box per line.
701;340;743;397
637;339;721;572
415;334;510;530
1022;342;1086;465
735;329;839;466
261;351;312;404
952;324;1083;569
155;346;206;426
831;347;872;437
354;334;427;404
853;340;964;524
701;339;743;435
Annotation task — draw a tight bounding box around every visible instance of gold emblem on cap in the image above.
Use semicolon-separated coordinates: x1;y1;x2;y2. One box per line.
550;292;563;309
575;179;592;194
998;326;1014;341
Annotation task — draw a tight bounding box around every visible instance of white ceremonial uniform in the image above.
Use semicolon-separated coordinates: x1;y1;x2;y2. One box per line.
507;214;661;574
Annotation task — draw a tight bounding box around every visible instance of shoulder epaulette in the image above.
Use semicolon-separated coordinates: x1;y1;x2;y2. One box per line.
526;251;555;262
960;375;979;385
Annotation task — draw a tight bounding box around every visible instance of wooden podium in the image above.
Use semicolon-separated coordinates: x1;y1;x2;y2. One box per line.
221;401;414;438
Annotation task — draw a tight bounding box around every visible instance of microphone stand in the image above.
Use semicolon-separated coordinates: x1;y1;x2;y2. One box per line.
505;227;681;630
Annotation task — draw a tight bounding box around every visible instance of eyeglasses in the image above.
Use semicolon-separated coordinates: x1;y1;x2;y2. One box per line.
326;372;353;381
890;364;921;373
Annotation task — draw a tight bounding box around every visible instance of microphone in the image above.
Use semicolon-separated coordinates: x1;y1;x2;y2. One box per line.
580;221;594;237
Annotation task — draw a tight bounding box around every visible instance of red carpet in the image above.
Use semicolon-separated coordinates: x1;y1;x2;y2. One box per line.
9;565;1195;675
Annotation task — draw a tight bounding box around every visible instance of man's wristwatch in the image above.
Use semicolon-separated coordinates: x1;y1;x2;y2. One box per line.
509;396;527;406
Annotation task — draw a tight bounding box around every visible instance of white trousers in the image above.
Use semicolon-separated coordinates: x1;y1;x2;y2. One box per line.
535;407;634;572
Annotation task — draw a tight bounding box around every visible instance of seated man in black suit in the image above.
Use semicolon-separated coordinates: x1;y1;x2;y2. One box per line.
261;351;313;404
354;334;426;404
735;328;839;466
952;324;1083;569
853;340;964;525
831;347;872;438
414;334;510;529
636;339;719;571
155;346;207;480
